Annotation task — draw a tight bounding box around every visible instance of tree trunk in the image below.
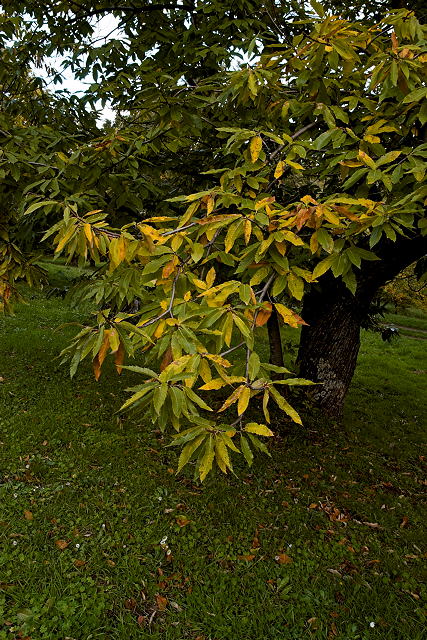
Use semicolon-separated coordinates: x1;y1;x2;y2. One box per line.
297;234;427;418
267;307;284;368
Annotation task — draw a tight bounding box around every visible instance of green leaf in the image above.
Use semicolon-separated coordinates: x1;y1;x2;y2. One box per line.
240;435;254;466
199;436;215;482
177;434;206;472
153;383;168;415
269;387;302;425
402;87;427;104
24;200;59;215
248;351;261;381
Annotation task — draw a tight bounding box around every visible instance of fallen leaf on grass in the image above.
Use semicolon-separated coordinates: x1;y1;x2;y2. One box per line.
275;553;293;564
155;594;168;611
124;598;137;610
23;510;33;520
176;515;191;527
74;559;86;568
55;540;69;550
238;554;255;561
400;516;409;528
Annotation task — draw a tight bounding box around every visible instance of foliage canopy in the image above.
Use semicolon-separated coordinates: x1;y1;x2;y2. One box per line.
1;2;426;479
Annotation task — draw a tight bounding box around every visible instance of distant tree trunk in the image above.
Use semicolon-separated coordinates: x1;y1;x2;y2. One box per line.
297;234;427;418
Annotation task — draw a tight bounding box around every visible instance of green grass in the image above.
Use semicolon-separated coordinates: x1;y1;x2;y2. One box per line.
0;268;426;640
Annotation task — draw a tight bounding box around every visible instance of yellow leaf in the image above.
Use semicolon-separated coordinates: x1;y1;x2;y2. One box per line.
108;328;120;352
162;258;177;279
250;136;263;163
363;134;380;144
274;160;285;179
199;378;226;390
198;358;212;383
358;150;377;169
218;385;245;412
24;510;33;520
83;223;93;244
206;195;215;215
206;267;216;288
237;387;251;416
275;303;308;328
243;219;252;245
244;423;274;436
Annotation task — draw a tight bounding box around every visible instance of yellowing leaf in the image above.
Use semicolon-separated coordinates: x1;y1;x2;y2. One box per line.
243;219;252;245
199;437;215;482
250;136;263;163
255;302;272;326
114;341;125;374
244;422;274;436
218;385;244;412
363;134;380;144
274;303;307;328
358;150;377;169
237;386;251;416
274;160;285;179
199;378;227;391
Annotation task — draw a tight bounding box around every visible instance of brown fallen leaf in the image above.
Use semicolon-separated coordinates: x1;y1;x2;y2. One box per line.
124;598;137;610
155;594;168;611
74;559;86;568
275;553;293;564
23;510;33;521
176;515;191;527
400;516;409;528
55;540;69;550
238;554;255;561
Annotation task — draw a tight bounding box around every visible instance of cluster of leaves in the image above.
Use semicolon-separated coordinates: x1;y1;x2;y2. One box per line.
1;4;426;477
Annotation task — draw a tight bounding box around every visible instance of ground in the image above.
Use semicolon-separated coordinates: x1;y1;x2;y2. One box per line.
0;263;426;640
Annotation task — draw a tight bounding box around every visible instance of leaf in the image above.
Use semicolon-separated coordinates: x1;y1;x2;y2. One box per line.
237;386;251;416
177;434;206;472
244;423;274;436
269;387;302;424
114;341;125;374
402;87;427;104
218;385;244;412
55;540;69;550
199;437;215;482
215;436;232;473
274;303;307;328
155;594;168;611
287;273;304;300
275;553;293;564
255;302;272;326
240;435;254;466
24;200;59;215
274;160;285;179
153;383;168;415
23;510;33;520
358;150;376;169
248;351;260;380
250;136;263;163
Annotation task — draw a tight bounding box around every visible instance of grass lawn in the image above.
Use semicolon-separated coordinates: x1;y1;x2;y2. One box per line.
0;264;426;640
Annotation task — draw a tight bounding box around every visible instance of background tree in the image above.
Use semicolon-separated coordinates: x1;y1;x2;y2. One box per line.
1;2;426;478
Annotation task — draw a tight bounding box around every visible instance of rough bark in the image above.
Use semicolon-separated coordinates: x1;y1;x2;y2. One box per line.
298;234;427;417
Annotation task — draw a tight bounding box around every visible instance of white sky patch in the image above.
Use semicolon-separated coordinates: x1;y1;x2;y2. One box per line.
32;14;121;123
